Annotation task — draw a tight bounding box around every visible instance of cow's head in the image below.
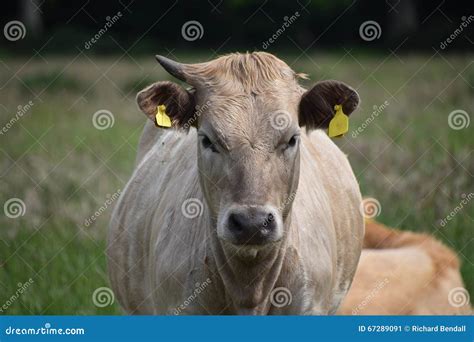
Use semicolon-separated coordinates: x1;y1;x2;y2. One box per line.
137;52;359;249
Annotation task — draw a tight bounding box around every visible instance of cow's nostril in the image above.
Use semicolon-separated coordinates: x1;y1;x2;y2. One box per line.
264;213;277;233
228;212;245;233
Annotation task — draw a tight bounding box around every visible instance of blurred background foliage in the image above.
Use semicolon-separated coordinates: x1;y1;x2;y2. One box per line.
1;0;473;56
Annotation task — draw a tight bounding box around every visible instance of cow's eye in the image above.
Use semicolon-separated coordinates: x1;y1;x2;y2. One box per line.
201;135;219;153
285;135;299;149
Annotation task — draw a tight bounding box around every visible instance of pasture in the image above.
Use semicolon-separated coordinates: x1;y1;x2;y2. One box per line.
0;52;472;314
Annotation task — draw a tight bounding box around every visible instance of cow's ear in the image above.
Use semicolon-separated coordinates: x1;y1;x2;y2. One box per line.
298;80;359;130
136;81;196;129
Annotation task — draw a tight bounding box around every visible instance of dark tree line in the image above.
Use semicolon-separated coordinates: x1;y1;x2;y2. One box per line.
1;0;473;54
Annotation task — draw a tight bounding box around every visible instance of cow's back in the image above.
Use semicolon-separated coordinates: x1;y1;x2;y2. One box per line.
339;220;472;315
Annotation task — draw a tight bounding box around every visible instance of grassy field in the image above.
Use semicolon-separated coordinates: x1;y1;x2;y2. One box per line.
0;52;472;314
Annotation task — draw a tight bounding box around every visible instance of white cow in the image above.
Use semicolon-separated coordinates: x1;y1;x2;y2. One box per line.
108;52;364;314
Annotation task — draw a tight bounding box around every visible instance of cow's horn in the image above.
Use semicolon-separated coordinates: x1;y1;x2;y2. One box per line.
155;55;191;83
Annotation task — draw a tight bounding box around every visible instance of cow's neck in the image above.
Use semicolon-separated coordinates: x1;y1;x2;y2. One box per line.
208;217;290;314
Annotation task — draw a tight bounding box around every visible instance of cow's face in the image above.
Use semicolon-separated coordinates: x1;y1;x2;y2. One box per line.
196;89;301;247
137;53;359;248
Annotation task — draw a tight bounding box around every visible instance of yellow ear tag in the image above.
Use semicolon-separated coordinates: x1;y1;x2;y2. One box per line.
328;104;349;138
155;104;172;128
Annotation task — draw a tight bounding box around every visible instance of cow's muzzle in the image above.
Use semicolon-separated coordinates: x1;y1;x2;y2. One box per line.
221;205;282;246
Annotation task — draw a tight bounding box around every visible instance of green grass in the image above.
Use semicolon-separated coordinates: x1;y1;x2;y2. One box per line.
18;70;86;95
0;52;472;314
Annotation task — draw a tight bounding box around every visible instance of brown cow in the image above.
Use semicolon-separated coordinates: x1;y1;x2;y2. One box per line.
339;220;472;315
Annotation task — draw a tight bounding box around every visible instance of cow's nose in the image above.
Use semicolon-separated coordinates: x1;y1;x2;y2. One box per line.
227;207;277;245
